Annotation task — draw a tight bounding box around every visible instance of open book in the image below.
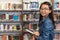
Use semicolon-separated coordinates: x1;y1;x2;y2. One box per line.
25;29;34;34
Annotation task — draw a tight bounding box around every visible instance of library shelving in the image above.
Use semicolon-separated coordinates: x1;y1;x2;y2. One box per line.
1;0;60;40
0;0;23;40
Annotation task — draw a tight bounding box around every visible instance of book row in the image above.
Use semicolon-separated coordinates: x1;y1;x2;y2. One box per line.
0;24;22;31
0;35;21;40
23;23;39;30
23;13;39;21
0;3;22;10
0;2;39;10
0;12;22;22
0;12;40;22
23;2;39;10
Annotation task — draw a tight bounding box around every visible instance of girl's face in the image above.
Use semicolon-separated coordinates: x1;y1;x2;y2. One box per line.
40;4;51;17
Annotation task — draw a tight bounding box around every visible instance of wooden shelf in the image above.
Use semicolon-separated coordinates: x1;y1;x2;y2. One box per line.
0;10;39;12
0;30;22;35
0;10;23;12
23;21;39;24
54;10;60;12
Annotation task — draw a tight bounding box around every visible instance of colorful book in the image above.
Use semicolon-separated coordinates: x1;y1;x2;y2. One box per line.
0;36;2;40
18;13;22;21
2;35;7;40
54;2;59;10
0;4;2;9
0;24;4;31
13;25;17;30
29;23;32;29
14;36;19;40
9;25;13;31
14;4;22;10
16;25;20;30
30;2;39;10
0;14;2;21
9;14;13;20
1;13;6;22
8;35;14;40
6;13;9;20
13;14;18;21
5;24;8;31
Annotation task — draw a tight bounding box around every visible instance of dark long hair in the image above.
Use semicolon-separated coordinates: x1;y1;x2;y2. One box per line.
39;1;56;29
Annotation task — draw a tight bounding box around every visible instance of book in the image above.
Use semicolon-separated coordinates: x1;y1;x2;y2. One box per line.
28;23;32;29
0;4;2;10
25;29;34;34
23;34;29;40
23;14;27;21
2;14;6;20
2;3;7;10
18;13;22;22
14;36;19;40
6;13;9;21
14;4;22;10
0;24;4;31
0;36;2;40
13;25;17;31
32;24;37;30
7;3;10;10
30;2;39;10
0;14;2;21
2;35;7;40
24;24;29;29
6;35;8;40
28;14;33;21
23;2;29;10
8;35;14;40
54;2;59;10
9;25;13;31
9;14;13;20
5;24;8;31
16;25;20;30
56;23;60;30
13;13;18;21
10;3;14;10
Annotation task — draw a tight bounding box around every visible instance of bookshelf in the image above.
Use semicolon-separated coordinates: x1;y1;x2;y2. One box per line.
0;0;23;40
52;0;60;40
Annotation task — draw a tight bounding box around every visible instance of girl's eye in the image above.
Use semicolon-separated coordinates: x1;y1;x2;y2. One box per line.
41;8;49;10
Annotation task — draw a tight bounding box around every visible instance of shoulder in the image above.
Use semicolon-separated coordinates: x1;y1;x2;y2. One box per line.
44;17;54;27
44;17;52;24
44;17;54;29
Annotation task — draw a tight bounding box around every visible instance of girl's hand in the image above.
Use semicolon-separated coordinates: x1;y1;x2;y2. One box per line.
34;31;39;36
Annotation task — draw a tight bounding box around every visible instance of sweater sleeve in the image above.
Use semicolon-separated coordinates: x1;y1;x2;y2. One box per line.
38;21;54;40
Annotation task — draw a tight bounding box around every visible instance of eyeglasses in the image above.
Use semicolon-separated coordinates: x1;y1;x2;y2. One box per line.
40;8;49;10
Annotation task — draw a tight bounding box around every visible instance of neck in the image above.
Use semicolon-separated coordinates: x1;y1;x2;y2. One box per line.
43;16;48;19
